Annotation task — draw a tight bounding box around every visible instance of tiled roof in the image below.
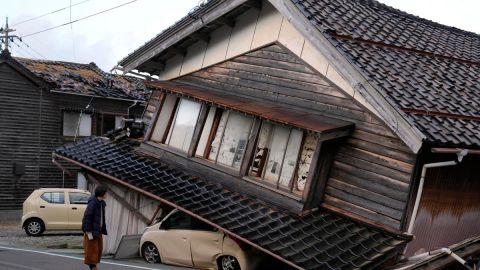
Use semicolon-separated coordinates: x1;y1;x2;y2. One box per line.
55;135;410;270
16;57;149;101
292;0;480;148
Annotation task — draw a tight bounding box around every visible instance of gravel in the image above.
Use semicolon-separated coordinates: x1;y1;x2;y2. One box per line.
0;211;83;250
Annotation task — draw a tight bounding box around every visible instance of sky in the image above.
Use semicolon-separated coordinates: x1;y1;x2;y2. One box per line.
1;0;479;72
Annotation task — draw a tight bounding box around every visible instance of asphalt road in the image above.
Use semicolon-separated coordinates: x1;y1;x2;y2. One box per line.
0;246;188;270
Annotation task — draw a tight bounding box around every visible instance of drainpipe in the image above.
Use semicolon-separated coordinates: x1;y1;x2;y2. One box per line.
406;149;469;235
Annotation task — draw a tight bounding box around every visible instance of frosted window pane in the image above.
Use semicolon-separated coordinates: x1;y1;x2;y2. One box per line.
115;116;124;129
214;111;253;169
264;125;289;183
208;111;228;160
63;112;91;137
78;114;92;136
196;107;217;157
151;95;177;142
168;99;201;152
279;129;303;187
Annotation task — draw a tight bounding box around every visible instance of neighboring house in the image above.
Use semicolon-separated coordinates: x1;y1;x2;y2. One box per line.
54;0;480;269
0;50;149;209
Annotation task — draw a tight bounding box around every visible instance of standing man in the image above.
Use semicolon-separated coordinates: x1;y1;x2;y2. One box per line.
82;186;108;270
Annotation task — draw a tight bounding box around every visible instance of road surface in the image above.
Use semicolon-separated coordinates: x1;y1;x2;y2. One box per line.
0;246;188;270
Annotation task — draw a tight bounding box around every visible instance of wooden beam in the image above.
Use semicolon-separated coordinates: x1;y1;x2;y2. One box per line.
239;118;262;177
215;16;236;28
86;174;151;225
188;103;209;157
190;32;211;43
302;137;323;203
170;47;187;56
243;0;261;10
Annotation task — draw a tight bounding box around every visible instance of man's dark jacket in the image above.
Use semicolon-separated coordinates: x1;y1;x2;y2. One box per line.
82;196;107;238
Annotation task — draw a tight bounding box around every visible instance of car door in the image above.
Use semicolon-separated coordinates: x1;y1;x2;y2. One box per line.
38;191;68;229
190;218;223;269
67;192;90;229
157;211;194;267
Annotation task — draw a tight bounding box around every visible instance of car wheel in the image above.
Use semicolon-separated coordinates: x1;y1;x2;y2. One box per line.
24;218;44;236
142;242;161;263
219;255;241;270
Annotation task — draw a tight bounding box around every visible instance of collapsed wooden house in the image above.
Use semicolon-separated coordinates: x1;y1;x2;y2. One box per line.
0;50;149;209
54;0;480;268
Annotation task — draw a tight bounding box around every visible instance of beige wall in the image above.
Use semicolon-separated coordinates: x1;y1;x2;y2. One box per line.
155;0;381;118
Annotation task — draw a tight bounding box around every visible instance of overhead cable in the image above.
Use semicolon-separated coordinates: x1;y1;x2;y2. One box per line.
22;0;138;38
11;0;91;27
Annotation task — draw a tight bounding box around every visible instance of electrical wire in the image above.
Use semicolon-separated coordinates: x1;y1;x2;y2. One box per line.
13;42;38;59
11;0;91;27
18;39;47;59
22;0;139;38
70;0;77;61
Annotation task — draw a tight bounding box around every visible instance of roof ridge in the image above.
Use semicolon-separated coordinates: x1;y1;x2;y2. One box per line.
14;56;98;68
356;0;480;38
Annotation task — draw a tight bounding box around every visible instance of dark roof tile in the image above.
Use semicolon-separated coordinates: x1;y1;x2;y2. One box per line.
15;57;150;101
292;0;480;147
55;136;410;270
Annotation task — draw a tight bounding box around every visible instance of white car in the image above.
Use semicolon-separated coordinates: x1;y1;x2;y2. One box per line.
21;188;91;236
140;209;263;270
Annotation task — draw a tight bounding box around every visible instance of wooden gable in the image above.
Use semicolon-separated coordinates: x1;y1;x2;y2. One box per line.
172;43;416;230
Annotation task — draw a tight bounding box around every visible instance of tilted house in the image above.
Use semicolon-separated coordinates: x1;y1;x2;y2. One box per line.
54;0;480;269
0;50;149;209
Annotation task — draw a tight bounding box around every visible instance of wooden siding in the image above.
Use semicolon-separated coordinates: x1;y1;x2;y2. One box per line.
0;63;144;209
175;44;415;229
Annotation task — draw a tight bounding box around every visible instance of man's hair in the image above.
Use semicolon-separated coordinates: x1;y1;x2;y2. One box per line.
94;185;107;197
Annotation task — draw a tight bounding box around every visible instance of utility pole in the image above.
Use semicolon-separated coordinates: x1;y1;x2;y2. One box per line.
0;17;21;53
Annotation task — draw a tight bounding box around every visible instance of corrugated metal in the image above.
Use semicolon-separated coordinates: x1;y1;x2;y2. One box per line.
405;156;480;256
0;63;145;209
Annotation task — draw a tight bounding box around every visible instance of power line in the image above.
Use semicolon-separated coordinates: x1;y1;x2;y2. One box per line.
13;42;37;59
18;39;47;59
22;0;139;38
11;0;91;27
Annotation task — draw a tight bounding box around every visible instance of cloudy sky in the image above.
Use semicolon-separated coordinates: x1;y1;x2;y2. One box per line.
2;0;479;71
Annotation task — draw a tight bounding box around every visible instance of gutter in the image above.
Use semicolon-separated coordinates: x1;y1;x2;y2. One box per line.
50;90;147;104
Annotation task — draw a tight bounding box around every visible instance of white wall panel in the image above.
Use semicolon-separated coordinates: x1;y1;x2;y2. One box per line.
180;41;208;75
226;8;260;59
301;40;329;76
158;54;183;80
251;1;283;49
203;25;232;68
278;19;305;56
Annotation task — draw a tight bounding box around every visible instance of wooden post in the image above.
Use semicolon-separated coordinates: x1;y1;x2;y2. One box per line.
239;118;261;177
188;103;209;157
